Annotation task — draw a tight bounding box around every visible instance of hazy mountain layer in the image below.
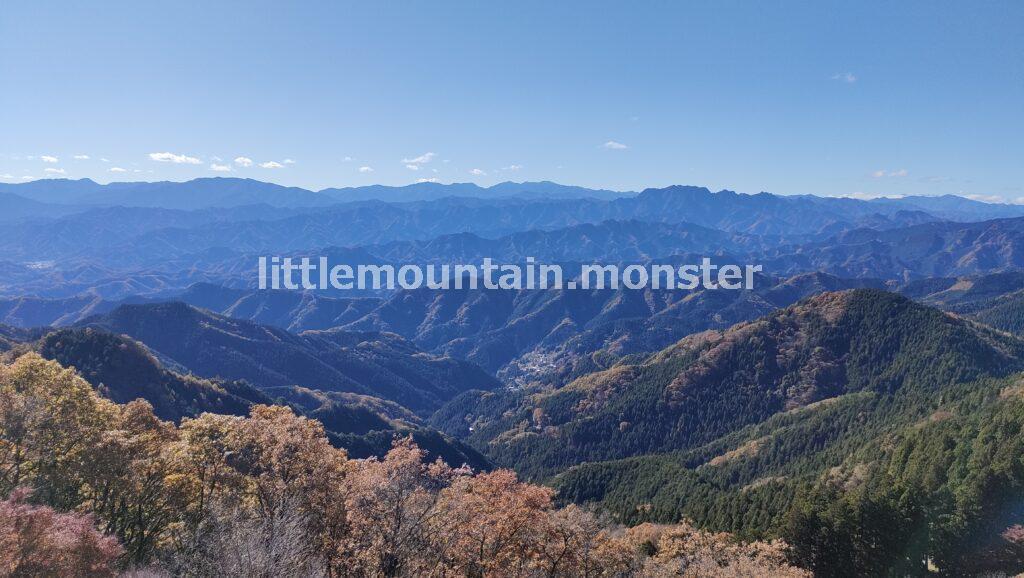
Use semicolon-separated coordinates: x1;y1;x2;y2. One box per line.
76;302;500;414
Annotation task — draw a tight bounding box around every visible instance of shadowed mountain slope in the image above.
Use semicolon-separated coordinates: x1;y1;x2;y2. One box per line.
32;328;273;422
76;302;500;414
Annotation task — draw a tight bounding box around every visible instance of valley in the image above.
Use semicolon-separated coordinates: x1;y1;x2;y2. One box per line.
5;178;1024;575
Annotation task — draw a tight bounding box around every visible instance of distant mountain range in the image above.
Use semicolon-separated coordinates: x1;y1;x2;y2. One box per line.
13;269;1024;392
0;177;630;209
0;191;85;222
0;272;884;383
0;177;1016;250
7;176;1024;574
9;213;1024;301
759;216;1024;279
320;180;629;202
6;176;1024;220
4;178;1024;301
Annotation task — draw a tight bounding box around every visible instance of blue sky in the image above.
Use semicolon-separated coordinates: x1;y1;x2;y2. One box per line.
2;1;1022;200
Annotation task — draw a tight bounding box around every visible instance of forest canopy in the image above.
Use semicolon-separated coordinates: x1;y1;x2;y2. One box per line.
0;353;805;577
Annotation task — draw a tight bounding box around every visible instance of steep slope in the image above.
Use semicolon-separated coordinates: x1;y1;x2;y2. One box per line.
250;385;491;469
908;270;1024;312
77;302;499;414
552;370;1024;577
0;294;145;327
179;283;382;331
896;271;1024;335
970;292;1024;335
33;328;274;422
0;324;45;352
265;385;420;434
430;289;1024;479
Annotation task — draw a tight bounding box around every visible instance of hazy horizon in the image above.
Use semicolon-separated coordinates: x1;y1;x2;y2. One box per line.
6;175;1022;204
3;1;1022;201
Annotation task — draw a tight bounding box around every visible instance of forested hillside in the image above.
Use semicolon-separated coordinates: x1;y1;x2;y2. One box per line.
420;289;1024;573
431;289;1024;477
554;372;1024;576
0;353;807;576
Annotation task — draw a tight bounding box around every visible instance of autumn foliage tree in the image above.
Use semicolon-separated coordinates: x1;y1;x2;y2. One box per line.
0;353;807;576
0;488;122;577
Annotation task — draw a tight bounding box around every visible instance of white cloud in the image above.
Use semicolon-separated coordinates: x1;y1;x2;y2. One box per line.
833;191;907;200
109;167;128;173
234;156;253;167
210;163;232;172
44;167;66;174
21;176;35;180
402;152;436;165
469;168;486;176
73;154;90;160
100;158;110;163
832;72;857;83
283;158;295;164
417;178;438;183
872;168;909;178
40;155;59;163
260;161;284;169
342;156;354;162
0;174;14;179
149;152;202;164
500;164;523;171
358;166;375;173
966;193;1007;204
405;164;420;171
602;141;628;150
